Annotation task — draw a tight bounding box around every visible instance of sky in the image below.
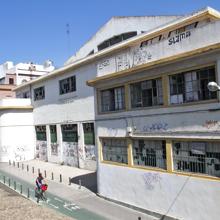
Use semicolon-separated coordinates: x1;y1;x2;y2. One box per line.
0;0;220;68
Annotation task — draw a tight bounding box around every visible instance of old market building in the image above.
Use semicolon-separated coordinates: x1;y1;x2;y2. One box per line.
87;7;220;220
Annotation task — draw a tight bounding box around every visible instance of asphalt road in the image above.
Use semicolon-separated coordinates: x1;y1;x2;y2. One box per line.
0;169;106;220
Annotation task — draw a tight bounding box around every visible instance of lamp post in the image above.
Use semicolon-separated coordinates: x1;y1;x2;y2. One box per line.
207;81;220;92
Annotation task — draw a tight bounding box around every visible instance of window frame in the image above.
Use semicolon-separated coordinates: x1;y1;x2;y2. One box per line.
173;141;220;178
133;139;166;169
100;86;125;113
102;138;128;164
34;86;45;101
59;75;76;95
83;123;95;145
169;66;217;105
61;124;78;143
35;125;46;141
130;77;163;109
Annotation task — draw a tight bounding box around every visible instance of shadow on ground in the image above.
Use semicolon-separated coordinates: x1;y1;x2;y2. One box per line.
70;172;97;193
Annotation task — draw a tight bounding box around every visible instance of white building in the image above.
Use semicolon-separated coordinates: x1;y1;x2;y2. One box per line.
0;60;54;86
0;98;35;162
14;15;179;171
12;6;220;219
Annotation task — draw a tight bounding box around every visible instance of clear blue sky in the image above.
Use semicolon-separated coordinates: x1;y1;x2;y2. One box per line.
0;0;220;68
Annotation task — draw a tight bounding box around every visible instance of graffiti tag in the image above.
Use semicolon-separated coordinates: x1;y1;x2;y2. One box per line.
143;173;162;190
202;120;219;129
143;122;168;132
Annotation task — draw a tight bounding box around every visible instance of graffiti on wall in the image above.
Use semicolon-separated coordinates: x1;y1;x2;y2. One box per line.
0;145;10;156
14;146;26;161
202;120;219;129
168;31;191;45
84;145;96;161
143;173;162;190
63;142;78;167
0;145;30;162
97;46;152;75
51;143;59;156
143;122;168;132
36;141;47;161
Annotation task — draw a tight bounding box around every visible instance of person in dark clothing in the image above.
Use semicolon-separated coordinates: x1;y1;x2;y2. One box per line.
36;173;44;190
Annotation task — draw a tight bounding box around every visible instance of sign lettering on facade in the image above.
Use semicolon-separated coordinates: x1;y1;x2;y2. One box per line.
168;31;191;45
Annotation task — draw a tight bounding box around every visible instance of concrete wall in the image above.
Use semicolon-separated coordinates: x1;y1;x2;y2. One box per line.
0;99;35;162
95;47;220;219
98;164;220;220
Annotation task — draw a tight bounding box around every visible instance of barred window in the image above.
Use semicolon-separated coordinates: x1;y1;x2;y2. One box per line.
83;123;95;145
173;141;220;177
130;78;163;108
34;86;45;101
61;124;78;142
169;66;216;104
133;140;166;169
101;86;125;112
35;126;46;141
102;139;128;164
59;76;76;95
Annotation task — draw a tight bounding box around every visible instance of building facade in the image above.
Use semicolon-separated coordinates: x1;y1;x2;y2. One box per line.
12;7;220;219
14;15;178;171
87;7;220;220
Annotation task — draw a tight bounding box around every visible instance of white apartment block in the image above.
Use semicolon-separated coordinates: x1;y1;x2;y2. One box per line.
0;60;54;86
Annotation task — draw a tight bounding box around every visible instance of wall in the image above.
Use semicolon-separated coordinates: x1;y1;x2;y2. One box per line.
0;99;35;162
96;19;220;77
98;164;220;220
29;63;97;170
95;45;220;219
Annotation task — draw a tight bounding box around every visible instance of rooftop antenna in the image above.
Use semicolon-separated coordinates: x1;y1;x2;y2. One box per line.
66;23;71;57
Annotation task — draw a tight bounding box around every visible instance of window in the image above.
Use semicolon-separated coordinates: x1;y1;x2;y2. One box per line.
130;78;163;108
61;124;78;142
59;76;76;95
102;138;128;164
169;66;217;104
133;140;166;169
35;126;46;141
50;125;58;156
97;32;137;51
34;86;45;101
87;50;94;56
9;78;14;85
23;91;30;98
50;125;57;143
101;86;125;112
83;123;95;145
173;141;220;177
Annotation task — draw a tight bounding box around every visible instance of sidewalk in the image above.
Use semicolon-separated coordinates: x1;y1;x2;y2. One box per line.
21;159;97;192
0;161;158;220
